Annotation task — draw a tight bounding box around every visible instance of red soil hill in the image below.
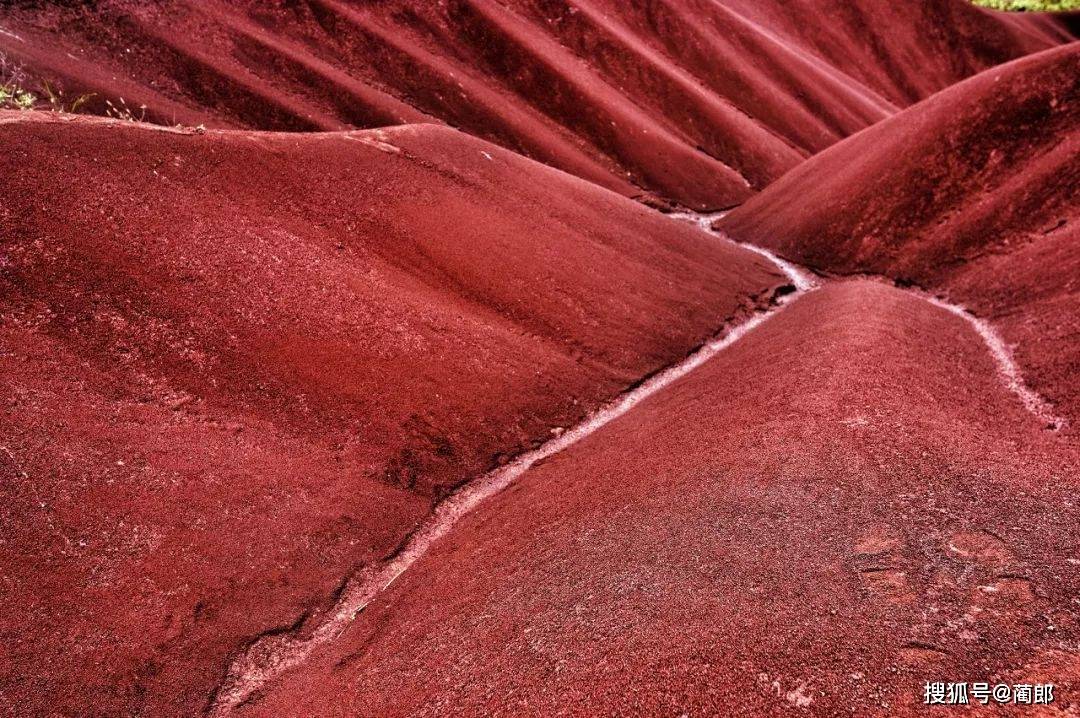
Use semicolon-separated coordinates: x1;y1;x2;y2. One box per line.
232;280;1080;717
0;112;782;716
0;0;1071;208
719;43;1080;430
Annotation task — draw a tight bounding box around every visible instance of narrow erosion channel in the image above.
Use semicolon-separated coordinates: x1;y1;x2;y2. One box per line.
208;209;1063;716
673;210;1066;431
669;210;816;291
206;221;816;716
923;296;1066;431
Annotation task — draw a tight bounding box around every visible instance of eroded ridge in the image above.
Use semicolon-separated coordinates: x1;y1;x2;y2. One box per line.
207;259;815;715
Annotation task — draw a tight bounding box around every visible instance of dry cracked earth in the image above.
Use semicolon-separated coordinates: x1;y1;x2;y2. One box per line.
1;1;1078;717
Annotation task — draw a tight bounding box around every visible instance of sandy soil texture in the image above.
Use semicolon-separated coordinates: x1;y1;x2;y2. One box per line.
0;114;781;716
0;0;1071;208
1;3;1077;717
720;44;1080;432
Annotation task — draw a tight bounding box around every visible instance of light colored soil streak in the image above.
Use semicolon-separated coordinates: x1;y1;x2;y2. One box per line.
924;296;1066;431
207;252;814;715
673;210;1064;431
208;209;1061;714
670;211;817;290
207;206;1065;715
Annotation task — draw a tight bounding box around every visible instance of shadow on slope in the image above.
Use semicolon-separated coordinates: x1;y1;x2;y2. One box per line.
720;43;1080;430
0;113;782;717
0;0;1072;208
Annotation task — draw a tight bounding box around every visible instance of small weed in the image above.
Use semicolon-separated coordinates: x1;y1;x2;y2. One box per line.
5;50;203;132
0;85;36;109
0;50;36;110
104;96;147;123
40;79;95;114
0;51;98;116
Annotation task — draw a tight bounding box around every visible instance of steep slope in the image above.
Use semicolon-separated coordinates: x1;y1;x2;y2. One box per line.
0;112;783;717
227;280;1080;717
719;43;1080;429
0;0;1071;208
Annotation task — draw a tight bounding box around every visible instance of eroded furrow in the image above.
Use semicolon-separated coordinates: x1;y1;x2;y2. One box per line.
923;296;1067;430
209;208;1063;714
673;210;1065;431
206;254;814;715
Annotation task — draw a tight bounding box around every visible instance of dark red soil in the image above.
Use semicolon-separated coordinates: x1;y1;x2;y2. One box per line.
0;0;1071;208
720;43;1080;431
0;112;782;717
2;4;1078;718
230;280;1080;717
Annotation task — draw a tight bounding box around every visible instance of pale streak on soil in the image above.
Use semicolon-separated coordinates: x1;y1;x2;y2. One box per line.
924;296;1066;430
669;210;816;290
209;208;1062;714
207;220;815;716
672;210;1063;430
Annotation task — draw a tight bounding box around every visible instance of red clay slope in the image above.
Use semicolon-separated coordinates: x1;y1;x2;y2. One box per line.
720;43;1080;431
231;280;1080;717
0;0;1071;209
0;112;783;717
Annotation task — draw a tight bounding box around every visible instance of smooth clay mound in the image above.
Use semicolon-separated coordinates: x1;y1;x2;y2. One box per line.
720;43;1080;431
0;0;1071;209
0;113;783;717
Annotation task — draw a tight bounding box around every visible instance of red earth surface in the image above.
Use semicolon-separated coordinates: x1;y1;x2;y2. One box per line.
1;2;1078;718
0;113;784;716
719;43;1080;434
0;0;1073;209
232;279;1080;717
